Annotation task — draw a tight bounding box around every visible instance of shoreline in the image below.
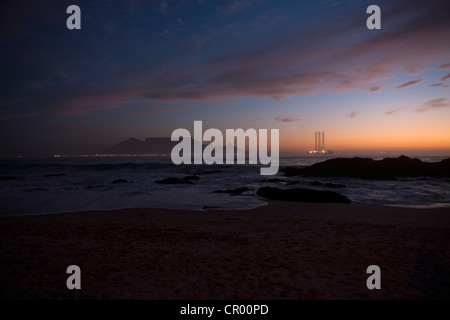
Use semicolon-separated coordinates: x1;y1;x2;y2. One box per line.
2;199;450;219
1;201;449;299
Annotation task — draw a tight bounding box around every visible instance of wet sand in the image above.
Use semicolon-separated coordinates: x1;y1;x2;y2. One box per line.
0;201;449;299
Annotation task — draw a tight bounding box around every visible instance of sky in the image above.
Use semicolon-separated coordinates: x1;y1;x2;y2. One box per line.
0;0;449;156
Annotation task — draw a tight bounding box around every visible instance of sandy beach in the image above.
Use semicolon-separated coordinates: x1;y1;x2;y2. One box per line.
0;201;449;300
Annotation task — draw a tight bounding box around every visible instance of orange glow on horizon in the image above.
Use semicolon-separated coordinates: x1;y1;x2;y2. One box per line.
279;130;450;152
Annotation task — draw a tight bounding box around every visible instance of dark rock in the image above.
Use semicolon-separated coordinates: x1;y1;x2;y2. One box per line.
196;169;222;175
86;185;105;189
212;187;251;195
260;178;287;183
281;155;450;179
309;181;346;188
183;175;200;181
155;177;194;184
281;167;305;177
43;173;66;177
0;176;17;180
257;186;351;203
202;206;221;209
23;187;47;192
324;183;346;188
112;179;128;184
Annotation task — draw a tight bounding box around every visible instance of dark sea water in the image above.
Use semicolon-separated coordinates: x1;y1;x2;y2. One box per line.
0;153;449;216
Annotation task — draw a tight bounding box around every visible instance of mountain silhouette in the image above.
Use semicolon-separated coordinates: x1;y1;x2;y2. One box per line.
105;137;176;155
105;137;243;156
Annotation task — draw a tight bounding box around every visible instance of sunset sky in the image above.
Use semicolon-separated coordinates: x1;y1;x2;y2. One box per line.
0;0;449;156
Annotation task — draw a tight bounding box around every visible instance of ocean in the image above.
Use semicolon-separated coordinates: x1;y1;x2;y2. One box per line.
0;153;449;216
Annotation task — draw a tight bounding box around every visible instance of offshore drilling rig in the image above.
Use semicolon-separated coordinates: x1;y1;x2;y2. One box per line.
308;131;332;154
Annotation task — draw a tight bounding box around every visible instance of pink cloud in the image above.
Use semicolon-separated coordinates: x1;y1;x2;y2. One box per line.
385;107;406;116
440;73;450;81
395;78;424;91
429;83;450;88
437;63;450;70
56;89;146;116
49;0;450;116
416;98;449;112
275;114;300;122
346;110;359;118
134;108;181;115
385;110;398;116
369;86;384;93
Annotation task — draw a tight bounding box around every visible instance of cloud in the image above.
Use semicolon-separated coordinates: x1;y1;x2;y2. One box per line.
80;119;100;125
55;90;145;116
429;83;450;88
402;63;424;75
369;86;384;93
159;1;168;13
440;73;450;81
395;78;424;91
416;98;449;112
221;0;263;14
134;108;181;115
437;63;450;70
4;0;450;117
385;110;397;116
275;114;300;122
185;35;205;53
138;1;449;103
0;112;34;121
346;110;359;118
385;108;405;116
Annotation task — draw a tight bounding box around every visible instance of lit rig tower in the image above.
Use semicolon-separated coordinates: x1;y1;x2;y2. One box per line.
309;131;332;154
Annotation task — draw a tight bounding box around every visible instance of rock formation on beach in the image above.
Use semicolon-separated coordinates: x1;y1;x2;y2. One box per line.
281;155;450;180
257;186;351;203
154;177;197;184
